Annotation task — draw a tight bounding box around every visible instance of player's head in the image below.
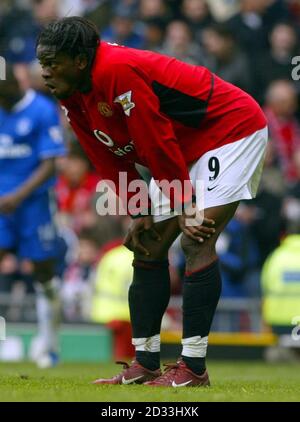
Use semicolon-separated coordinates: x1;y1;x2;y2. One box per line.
0;64;23;111
36;16;100;99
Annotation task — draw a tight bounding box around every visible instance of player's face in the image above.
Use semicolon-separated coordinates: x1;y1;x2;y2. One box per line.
37;45;84;99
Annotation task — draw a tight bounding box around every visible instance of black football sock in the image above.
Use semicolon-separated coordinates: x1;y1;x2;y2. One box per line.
129;259;170;371
182;260;222;375
135;351;160;372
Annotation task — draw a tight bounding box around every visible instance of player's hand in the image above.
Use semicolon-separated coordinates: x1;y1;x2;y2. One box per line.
124;216;161;256
178;204;216;243
0;192;24;214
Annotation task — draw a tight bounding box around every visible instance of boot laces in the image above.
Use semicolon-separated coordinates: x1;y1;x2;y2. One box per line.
112;361;133;379
153;362;180;384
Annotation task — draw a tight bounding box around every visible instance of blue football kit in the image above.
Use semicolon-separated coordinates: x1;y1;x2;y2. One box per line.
0;90;66;261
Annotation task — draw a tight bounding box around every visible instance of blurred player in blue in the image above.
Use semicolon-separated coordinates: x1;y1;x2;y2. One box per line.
0;66;66;367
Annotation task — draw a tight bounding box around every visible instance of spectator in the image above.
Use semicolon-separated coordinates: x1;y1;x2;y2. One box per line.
91;242;135;360
142;17;165;51
3;0;59;64
226;0;270;59
202;24;253;93
283;150;300;225
180;0;214;42
288;0;300;25
242;140;285;267
264;80;300;184
160;20;205;65
101;8;145;49
255;23;298;101
206;0;240;22
261;226;300;335
217;211;259;298
139;0;172;22
55;145;100;231
263;0;291;32
61;228;100;321
57;0;92;17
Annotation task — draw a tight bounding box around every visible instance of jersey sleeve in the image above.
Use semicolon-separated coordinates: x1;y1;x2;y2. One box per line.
36;100;66;159
107;62;194;211
65;107;151;217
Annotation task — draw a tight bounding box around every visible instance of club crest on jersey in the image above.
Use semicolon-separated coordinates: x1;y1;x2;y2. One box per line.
16;118;32;136
114;91;135;117
98;102;113;117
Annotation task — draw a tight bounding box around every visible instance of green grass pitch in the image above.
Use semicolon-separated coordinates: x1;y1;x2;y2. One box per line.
0;361;300;402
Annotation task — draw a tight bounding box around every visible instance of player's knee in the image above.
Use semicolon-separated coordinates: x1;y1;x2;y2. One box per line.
129;233;170;261
134;245;167;261
181;234;202;256
180;234;216;260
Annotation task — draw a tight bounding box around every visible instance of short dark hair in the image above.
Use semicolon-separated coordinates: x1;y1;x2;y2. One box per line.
36;16;100;66
207;24;235;42
78;228;101;247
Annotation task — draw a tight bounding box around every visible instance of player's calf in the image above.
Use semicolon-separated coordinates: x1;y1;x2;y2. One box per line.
124;217;180;371
179;202;239;376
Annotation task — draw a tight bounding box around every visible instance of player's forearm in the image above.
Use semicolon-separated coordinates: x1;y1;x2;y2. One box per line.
15;158;56;201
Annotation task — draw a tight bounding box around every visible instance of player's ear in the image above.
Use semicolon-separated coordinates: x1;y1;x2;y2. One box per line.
75;54;88;70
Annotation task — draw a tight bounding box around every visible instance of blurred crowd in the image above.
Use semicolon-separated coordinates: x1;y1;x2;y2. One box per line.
1;0;300;333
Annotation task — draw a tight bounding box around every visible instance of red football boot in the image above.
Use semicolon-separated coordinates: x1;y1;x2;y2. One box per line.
93;360;161;385
144;360;210;387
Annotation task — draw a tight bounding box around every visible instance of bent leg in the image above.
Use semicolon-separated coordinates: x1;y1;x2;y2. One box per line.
128;217;181;370
132;217;181;261
181;201;239;273
180;202;239;375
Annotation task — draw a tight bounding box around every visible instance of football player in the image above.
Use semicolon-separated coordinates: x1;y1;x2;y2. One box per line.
37;17;267;386
0;66;65;367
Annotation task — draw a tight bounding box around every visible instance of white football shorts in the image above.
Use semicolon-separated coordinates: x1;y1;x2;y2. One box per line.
149;126;268;222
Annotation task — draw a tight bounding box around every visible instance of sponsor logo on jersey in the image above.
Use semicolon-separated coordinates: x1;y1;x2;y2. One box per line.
110;140;134;157
0;134;32;158
94;130;114;147
114;91;135;116
98;102;113;117
93;129;135;156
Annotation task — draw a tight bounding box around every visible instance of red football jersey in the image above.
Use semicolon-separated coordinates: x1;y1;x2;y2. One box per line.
61;42;267;215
